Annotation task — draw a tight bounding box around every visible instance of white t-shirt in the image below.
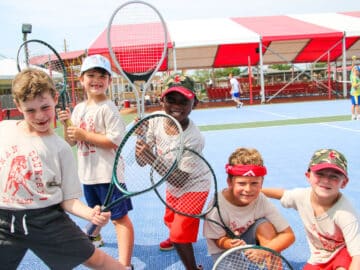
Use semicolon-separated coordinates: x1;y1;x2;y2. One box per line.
203;191;290;255
0;121;82;210
71;100;126;184
230;77;241;94
146;112;205;196
281;188;360;264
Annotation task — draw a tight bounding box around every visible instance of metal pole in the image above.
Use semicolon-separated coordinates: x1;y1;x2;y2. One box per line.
258;37;265;103
172;42;177;72
342;34;347;98
21;24;32;66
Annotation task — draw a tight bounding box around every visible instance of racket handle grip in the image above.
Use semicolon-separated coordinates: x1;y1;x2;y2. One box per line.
85;222;98;236
65;119;73;126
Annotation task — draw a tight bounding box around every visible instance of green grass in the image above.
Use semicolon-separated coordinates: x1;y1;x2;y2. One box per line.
55;114;349;136
198;115;349;131
121;113;137;124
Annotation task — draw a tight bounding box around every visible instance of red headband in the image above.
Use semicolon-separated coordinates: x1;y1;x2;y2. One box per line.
225;164;267;177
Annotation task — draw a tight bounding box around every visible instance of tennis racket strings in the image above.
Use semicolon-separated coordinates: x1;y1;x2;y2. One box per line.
108;1;167;76
85;113;183;235
213;245;294;270
17;39;68;105
106;113;184;211
107;0;168;117
153;148;216;218
17;39;73;126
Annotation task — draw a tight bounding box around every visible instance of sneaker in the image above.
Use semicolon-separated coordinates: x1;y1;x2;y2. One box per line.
159;238;174;251
197;265;203;270
352;115;357;120
89;234;104;248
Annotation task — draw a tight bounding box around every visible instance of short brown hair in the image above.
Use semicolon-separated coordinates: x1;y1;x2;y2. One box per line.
12;68;57;103
228;147;264;166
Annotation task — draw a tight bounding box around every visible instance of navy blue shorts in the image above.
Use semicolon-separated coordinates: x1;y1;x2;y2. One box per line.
83;183;133;220
240;217;268;245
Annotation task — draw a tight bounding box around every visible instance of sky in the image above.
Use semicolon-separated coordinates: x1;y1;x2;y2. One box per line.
1;0;359;59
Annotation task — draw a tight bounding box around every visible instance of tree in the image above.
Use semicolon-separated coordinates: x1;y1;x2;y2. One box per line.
193;69;211;84
269;64;291;70
213;67;241;77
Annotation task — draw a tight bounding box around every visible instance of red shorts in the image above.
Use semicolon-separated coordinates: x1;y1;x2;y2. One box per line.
164;191;208;243
303;247;352;270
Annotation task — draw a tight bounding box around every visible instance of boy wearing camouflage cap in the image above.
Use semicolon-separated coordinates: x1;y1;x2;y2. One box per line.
136;73;204;269
262;149;360;270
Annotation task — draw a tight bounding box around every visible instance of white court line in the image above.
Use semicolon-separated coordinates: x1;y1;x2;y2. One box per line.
319;122;360;133
247;107;299;119
247;107;360;133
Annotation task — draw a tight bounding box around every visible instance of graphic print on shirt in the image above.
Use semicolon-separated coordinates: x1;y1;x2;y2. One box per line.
1;146;47;205
78;115;96;156
230;219;255;236
308;222;345;252
6;155;33;196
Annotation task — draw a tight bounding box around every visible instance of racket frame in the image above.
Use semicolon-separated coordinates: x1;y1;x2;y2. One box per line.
86;113;183;235
106;0;168;117
102;113;184;211
152;147;236;237
16;39;69;111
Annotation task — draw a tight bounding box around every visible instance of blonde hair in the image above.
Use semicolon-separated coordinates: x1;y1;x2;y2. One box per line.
12;68;57;103
228;147;264;166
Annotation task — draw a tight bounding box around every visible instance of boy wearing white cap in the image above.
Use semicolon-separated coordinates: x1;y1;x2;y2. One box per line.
58;54;134;269
262;149;360;270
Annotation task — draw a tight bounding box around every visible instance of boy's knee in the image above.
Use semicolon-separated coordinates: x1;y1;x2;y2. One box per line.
255;221;277;245
84;249;106;268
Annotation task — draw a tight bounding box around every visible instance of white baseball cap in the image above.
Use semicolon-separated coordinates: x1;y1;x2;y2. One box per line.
80;54;112;75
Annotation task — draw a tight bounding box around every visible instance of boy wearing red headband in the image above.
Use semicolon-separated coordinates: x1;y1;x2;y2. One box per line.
203;147;295;262
262;149;360;270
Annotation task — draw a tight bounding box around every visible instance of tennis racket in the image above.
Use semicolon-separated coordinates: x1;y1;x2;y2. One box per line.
151;147;240;237
107;0;168;118
213;245;293;270
16;39;72;126
85;112;184;235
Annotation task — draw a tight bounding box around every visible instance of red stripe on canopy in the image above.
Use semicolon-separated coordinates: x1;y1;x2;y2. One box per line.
232;16;343;63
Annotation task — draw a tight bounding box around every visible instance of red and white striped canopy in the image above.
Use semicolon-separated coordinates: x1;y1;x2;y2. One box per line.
88;11;360;71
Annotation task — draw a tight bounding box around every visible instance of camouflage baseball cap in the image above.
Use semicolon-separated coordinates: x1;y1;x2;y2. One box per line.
161;73;196;100
308;149;348;178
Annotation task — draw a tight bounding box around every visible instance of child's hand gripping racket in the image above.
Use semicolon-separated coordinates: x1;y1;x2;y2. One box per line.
212;245;294;270
107;0;168;119
16;39;72;126
85;113;184;235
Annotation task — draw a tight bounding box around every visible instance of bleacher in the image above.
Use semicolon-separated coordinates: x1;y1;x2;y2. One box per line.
0;95;22;121
205;87;231;101
205;80;347;103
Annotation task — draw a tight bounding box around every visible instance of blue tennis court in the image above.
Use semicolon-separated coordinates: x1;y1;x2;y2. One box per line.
19;99;360;270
